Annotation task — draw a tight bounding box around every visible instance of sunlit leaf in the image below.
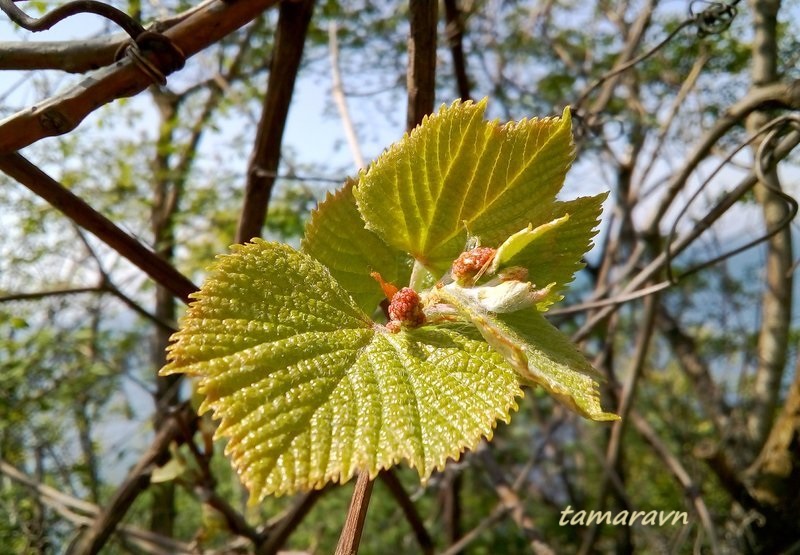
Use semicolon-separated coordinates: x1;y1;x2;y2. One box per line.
163;100;616;502
354;99;575;276
492;193;608;309
302;179;412;314
150;444;187;483
435;282;618;422
162;240;522;499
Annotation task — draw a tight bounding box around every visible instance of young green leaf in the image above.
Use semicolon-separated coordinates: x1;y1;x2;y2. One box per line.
162;240;522;500
435;282;619;422
492;215;571;270
162;100;617;503
491;193;608;309
354;99;576;276
302;179;412;314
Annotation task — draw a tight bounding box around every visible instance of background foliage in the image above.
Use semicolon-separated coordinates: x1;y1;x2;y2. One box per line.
1;0;799;553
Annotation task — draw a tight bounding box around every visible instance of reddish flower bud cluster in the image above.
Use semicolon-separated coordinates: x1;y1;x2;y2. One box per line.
387;287;425;330
451;246;496;282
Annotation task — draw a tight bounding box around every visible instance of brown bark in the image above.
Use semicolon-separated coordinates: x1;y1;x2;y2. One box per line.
256;489;326;555
0;0;280;153
0;35;124;73
443;0;471;102
727;3;800;552
0;2;215;73
440;469;463;551
236;0;315;243
406;0;438;130
334;473;375;555
379;470;434;554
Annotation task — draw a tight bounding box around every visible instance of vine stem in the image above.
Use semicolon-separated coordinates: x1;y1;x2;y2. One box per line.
335;472;375;555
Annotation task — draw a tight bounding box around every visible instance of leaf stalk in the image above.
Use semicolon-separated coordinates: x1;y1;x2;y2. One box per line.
335;472;375;555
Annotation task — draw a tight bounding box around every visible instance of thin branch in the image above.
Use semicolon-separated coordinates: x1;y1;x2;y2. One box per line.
437;504;509;555
0;286;101;303
0;459;98;517
73;226;176;331
578;294;657;555
67;403;198;555
379;470;434;554
576;16;686;112
443;0;471;101
637;48;711;191
245;168;345;184
439;468;462;551
329;21;366;170
167;14;262;217
106;279;176;331
572;127;800;342
629;411;721;555
477;445;556;555
0;0;280;153
576;0;656;118
235;0;315;243
202;488;260;545
256;488;327;555
0;152;197;303
1;459;194;554
176;428;261;545
549;281;672;316
406;0;438;130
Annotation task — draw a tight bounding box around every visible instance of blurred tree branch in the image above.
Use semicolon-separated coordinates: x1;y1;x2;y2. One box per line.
67;403;198;554
744;0;793;459
0;34;124;73
0;0;279;153
0;459;193;554
236;0;315;243
443;0;471;102
406;0;437;130
0;152;198;302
